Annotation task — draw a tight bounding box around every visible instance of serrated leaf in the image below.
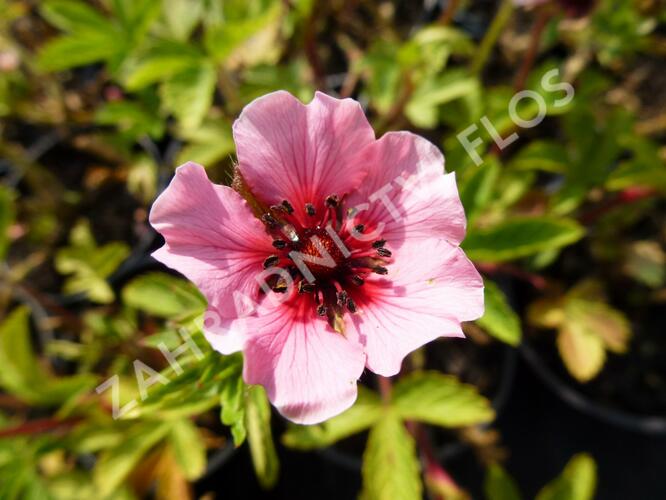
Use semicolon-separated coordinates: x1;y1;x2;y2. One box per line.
282;387;382;450
536;453;596;500
122;272;206;318
463;217;585;262
392;371;495;427
476;279;521;346
160;62;216;131
245;385;279;489
484;463;523;500
168;419;206;480
361;413;422;500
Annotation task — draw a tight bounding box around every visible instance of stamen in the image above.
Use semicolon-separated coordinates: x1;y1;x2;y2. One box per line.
372;239;386;248
373;266;388;275
263;255;279;268
351;275;365;286
346;298;357;313
272;239;287;249
377;248;392;258
281;200;294;214
336;290;348;306
261;213;279;227
316;304;327;316
272;279;288;293
354;224;365;233
325;194;339;207
305;203;316;216
298;281;315;293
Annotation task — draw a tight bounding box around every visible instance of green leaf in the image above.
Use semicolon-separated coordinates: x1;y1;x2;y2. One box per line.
282;387;382;450
484;463;523;500
220;366;247;446
37;32;120;71
405;71;479;128
160;62;216;131
360;413;422;500
122;41;204;90
162;0;203;41
122;272;206;318
0;185;15;260
392;371;495;427
508;141;569;174
204;3;282;65
536;453;596;500
169;419;207;480
0;307;95;405
40;0;114;33
55;220;130;303
94;422;171;497
175;118;235;166
476;279;522;346
458;158;500;224
463;217;585;263
245;385;279;489
95;100;165;140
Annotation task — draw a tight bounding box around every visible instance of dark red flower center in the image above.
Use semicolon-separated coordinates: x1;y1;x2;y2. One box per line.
258;194;392;329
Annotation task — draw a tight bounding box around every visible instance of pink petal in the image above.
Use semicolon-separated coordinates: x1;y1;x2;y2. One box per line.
201;305;246;354
349;238;484;376
346;131;466;247
149;162;274;321
233;91;375;224
237;297;366;424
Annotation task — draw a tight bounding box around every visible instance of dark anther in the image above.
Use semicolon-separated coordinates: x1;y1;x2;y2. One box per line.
354;224;365;233
281;200;294;214
263;255;279;268
346;298;357;313
261;213;278;227
298;281;315;293
372;239;386;248
305;203;316;216
272;279;288;293
336;290;348;306
272;239;287;249
373;265;388;275
316;304;327;316
377;248;392;258
325;194;339;207
351;275;365;286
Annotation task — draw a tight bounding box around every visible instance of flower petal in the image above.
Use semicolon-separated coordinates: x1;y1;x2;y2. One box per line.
346;131;466;246
149;162;274;319
233;297;366;424
233;91;375;223
349;238;484;376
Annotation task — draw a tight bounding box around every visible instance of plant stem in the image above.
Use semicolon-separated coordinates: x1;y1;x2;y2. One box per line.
377;375;392;404
513;6;553;91
437;0;461;25
470;0;515;76
0;417;82;438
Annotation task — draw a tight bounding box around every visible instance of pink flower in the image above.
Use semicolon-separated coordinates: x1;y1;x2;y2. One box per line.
149;91;483;424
